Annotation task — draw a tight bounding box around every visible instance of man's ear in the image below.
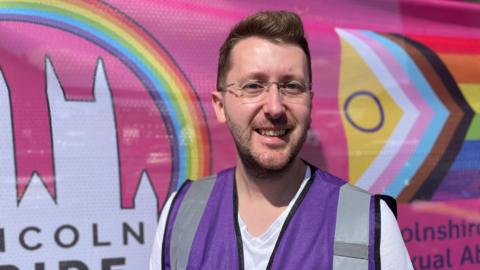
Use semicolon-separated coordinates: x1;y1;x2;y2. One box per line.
211;90;226;123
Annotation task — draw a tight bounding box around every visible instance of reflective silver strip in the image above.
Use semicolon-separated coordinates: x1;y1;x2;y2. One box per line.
334;242;368;259
333;183;371;269
333;256;369;270
170;175;216;269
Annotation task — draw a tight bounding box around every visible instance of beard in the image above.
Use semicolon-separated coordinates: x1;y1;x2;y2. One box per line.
226;113;310;179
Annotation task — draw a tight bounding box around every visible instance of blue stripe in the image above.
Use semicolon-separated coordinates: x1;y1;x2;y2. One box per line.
361;31;449;197
450;140;480;169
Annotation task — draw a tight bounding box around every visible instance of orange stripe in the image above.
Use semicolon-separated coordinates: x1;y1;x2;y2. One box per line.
438;54;480;84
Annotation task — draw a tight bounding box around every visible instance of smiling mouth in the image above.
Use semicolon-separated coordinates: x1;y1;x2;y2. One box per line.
255;128;291;137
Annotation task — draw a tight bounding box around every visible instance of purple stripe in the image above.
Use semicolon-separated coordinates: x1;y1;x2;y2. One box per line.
188;168;240;269
163;181;192;269
269;169;345;269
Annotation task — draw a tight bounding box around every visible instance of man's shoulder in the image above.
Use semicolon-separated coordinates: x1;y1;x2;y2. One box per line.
184;167;235;195
312;166;349;187
190;167;234;183
191;174;217;183
180;174;218;198
312;166;398;217
311;166;373;197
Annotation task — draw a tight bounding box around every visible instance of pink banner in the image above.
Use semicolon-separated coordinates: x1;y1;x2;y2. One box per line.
0;0;479;268
400;199;480;269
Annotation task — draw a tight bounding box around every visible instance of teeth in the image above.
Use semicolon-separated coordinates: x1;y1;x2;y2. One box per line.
258;129;287;137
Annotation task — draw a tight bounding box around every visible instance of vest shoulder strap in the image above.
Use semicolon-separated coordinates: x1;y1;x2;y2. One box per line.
169;175;217;269
333;183;372;270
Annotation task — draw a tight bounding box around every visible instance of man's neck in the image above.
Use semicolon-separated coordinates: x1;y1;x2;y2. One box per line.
235;158;306;208
234;158;306;236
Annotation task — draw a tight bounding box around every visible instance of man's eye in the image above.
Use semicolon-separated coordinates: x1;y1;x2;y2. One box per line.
242;82;263;90
285;82;303;90
282;82;306;94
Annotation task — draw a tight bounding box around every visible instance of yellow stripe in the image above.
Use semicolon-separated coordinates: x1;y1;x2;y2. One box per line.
459;84;480;113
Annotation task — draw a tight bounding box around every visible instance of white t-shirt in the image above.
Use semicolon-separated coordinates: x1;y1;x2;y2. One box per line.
149;167;414;270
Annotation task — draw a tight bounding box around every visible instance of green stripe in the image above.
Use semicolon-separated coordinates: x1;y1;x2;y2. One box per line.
466;114;480;140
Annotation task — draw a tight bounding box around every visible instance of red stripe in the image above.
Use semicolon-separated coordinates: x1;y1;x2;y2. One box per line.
406;35;480;54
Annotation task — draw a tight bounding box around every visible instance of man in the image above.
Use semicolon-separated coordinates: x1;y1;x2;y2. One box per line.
150;11;413;269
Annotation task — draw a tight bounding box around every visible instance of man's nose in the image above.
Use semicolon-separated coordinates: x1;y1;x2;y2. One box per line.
262;84;285;118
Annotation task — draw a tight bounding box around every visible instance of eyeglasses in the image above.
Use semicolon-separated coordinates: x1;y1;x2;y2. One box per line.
218;80;312;104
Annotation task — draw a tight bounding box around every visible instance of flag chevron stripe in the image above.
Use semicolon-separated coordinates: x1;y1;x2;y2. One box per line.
353;31;434;195
359;31;449;197
375;34;450;197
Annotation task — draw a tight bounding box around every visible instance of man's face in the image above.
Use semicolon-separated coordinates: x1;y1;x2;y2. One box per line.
212;37;312;172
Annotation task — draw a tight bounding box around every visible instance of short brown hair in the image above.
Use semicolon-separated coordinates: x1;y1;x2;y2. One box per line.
216;10;311;89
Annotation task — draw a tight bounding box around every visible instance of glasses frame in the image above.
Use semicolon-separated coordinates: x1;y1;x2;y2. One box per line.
218;80;312;104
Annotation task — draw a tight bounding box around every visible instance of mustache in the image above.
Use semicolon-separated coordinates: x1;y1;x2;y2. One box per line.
253;115;293;128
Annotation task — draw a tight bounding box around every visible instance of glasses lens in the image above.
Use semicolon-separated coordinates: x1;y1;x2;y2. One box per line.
240;90;310;104
280;91;310;104
228;80;311;104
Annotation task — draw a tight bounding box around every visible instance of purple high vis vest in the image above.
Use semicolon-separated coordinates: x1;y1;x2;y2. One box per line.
162;166;380;270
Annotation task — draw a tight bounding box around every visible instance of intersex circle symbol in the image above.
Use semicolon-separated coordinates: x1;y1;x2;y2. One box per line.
344;90;384;133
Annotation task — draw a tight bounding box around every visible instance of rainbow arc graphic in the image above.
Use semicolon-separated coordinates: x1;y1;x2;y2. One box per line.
0;0;211;205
